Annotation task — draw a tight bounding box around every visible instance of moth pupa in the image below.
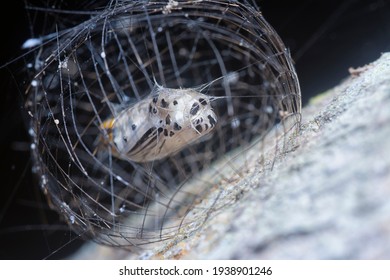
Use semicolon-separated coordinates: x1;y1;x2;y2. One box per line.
100;86;217;162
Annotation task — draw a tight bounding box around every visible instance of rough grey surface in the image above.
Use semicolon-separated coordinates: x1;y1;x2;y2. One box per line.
72;53;390;260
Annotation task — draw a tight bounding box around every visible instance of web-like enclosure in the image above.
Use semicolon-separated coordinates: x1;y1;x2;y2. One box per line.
24;0;301;248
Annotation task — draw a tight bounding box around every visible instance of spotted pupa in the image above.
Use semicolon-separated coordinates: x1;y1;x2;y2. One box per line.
100;86;217;163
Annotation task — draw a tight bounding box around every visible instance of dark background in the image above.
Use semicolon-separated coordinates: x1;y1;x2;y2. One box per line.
0;0;389;259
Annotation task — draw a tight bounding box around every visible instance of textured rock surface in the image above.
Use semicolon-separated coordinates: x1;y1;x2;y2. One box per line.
72;53;390;260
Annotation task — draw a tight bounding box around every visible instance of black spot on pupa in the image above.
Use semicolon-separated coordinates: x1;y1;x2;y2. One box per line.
158;139;166;153
128;127;156;153
205;124;209;130
131;124;137;131
169;131;175;137
173;122;182;131
152;96;158;103
190;102;200;115
173;100;178;105
208;115;216;126
157;127;164;134
149;105;152;113
161;98;169;108
152;107;158;114
123;137;128;142
199;98;207;105
164;129;168;136
195;125;203;133
165;114;171;125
